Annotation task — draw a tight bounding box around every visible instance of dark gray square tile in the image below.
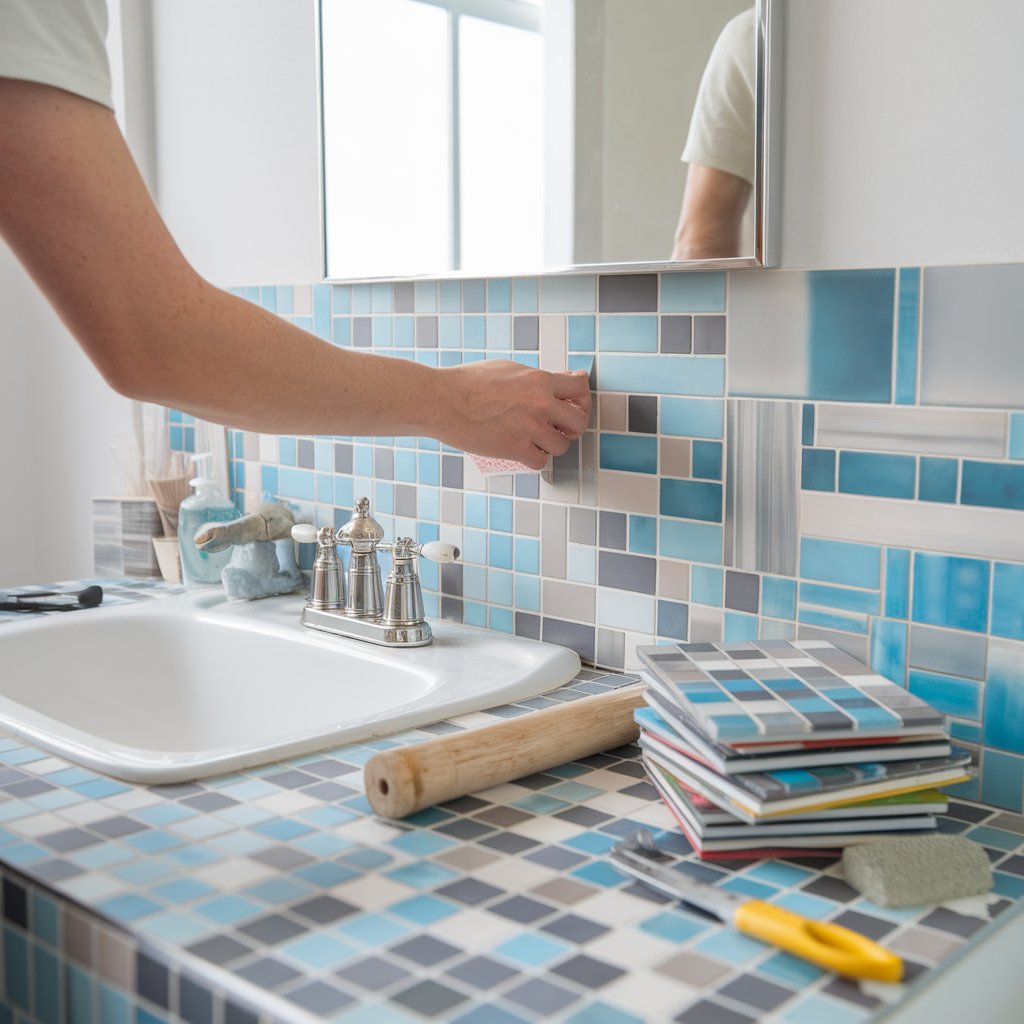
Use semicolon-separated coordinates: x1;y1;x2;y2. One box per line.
599;274;658;312
551;954;625;988
917;907;988;938
599;511;628;550
40;828;101;853
262;769;317;790
435;878;504;906
555;806;612;827
569;507;597;545
374;448;394;479
136;952;169;1008
304;781;356;801
661;315;693;353
675;999;758;1023
515;612;541;640
224;1003;259;1024
541;618;595;664
513;316;539;350
524;846;588;871
440;562;464;597
628;394;658;434
725;571;760;613
91;816;146;839
716;974;794;1012
186;935;253;967
821;976;882;1009
831;910;898;941
5;779;55;798
234;956;302;989
515;473;540;498
32;860;83;883
285;980;355;1016
478;832;542;856
237;913;307;945
180;792;239;811
440;595;464;622
250;846;314;871
334;443;354;475
394;281;415;313
391;934;462;967
540;913;608;944
463;280;486;312
393;979;468;1017
801;875;858;902
694;315;726;354
598;551;657;594
289;895;357;925
336;955;411;992
487;896;556;924
442;455;464;489
445;955;519;991
178;975;214;1024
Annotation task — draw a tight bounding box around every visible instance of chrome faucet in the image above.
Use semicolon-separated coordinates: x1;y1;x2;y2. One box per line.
291;497;459;647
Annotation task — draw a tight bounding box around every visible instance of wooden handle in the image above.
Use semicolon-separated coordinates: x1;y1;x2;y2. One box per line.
364;684;647;819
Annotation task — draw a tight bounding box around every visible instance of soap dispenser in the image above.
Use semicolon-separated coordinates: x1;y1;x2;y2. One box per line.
177;452;238;587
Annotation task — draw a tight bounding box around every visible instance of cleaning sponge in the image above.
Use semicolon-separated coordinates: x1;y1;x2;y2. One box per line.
842;835;993;908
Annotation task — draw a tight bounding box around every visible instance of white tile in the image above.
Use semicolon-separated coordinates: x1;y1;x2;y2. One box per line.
817;403;1006;457
800;491;1024;561
597;588;656;634
430;907;518;949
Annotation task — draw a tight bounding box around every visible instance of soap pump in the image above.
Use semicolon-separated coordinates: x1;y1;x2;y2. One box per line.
177;452;238;587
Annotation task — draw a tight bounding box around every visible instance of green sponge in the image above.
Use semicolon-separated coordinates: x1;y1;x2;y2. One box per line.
842;835;993;908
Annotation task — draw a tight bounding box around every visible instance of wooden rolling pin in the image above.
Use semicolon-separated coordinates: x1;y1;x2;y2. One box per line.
365;684;647;818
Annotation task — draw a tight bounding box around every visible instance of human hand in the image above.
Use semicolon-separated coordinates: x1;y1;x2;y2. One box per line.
433;361;592;470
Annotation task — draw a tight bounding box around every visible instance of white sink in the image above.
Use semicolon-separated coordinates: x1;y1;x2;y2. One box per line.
0;591;580;783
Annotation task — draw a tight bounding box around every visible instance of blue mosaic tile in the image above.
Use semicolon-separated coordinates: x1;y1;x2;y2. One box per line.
661;272;726;312
912;552;990;632
800;582;879;616
800;538;881;590
692;441;722;481
493;933;569;967
600;435;658;474
838;451;915;499
801;448;836;491
660;521;722;564
761;576;797;620
695;929;768;964
660;479;722;522
598;316;658;352
909;669;980;719
919;456;958;503
992;562;1024;640
961;460;1024;511
984;642;1024;754
599;355;724;397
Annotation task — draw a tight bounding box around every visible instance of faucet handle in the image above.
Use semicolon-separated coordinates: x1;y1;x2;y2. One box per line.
291;523;345;610
419;541;460;563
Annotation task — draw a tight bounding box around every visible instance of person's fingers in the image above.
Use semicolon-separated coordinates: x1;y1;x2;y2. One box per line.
519;446;549;471
551;369;592;400
536;425;572;456
550;398;589;438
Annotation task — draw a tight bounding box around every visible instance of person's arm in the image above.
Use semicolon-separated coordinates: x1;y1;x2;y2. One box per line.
0;78;590;469
671;163;752;261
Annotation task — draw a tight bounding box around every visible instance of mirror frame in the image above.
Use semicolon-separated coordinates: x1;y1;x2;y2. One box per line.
316;0;782;282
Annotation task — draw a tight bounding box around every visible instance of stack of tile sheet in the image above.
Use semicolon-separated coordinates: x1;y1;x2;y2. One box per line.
635;639;973;859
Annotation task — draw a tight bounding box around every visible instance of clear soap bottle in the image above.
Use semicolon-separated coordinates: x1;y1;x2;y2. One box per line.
177;452;238;586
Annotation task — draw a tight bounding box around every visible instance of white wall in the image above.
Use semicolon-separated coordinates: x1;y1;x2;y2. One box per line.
779;0;1024;269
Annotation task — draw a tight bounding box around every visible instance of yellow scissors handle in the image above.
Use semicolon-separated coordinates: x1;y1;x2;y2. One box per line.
734;900;904;983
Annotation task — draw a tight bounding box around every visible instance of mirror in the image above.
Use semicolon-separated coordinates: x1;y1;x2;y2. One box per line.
319;0;778;281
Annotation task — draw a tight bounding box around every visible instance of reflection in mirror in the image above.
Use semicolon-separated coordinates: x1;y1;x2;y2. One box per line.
319;0;776;280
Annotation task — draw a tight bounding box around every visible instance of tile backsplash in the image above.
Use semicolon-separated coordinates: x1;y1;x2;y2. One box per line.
170;267;1024;812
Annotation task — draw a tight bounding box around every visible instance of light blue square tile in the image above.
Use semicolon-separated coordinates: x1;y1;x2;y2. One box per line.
983;640;1024;754
661;398;724;439
992;562;1024;640
352;283;372;313
598;315;658;352
331;284;350;314
462;528;487;565
463;564;487;602
883;548;910;619
695;928;767;964
463;316;486;346
489;534;513;570
539;275;596;312
489;607;514;633
371;282;392;313
98;983;132;1024
659;520;722;564
388;895;459;925
513;277;538;312
801;448;836;491
638;910;709;943
515;573;540;610
337;914;411;947
278;436;296;466
486;316;512;349
762;576;797;620
465;493;487;528
494;933;569;967
629;516;656;555
724;611;757;640
488;569;513;606
912;552;990;632
488;278;512;312
908;669;980;719
980;750;1024;811
439;279;461;312
414;280;437;312
1010;414;1024;460
691;566;723;606
661;272;726;312
692;440;722;480
871;619;907;685
514;538;539;574
568;315;595;351
599;355;724;397
800;538;880;590
313;284;332;339
895;268;920;405
490;496;513;532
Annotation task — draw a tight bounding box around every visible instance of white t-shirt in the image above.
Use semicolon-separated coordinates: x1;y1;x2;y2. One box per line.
0;0;112;109
681;7;756;185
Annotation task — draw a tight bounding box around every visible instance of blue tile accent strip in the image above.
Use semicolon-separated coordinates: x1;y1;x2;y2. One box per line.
597;316;658;352
599;356;724;397
912;553;990;633
908;669;981;720
800;538;881;590
801;449;836;491
660;272;726;312
895;267;920;404
599;435;658;474
838;451;915;499
871;618;907;684
661;398;724;439
919;457;958;503
992;563;1024;640
883;548;910;619
961;461;1024;511
660;479;723;523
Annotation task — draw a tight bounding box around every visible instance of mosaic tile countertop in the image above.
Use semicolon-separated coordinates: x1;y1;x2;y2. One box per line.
1;582;1024;1024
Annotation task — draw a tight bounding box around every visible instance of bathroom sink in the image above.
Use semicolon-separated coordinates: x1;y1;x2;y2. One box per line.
0;591;580;783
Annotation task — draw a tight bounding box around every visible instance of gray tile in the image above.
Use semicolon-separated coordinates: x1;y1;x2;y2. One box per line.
186;935;253;967
234;957;301;990
296;439;315;469
288;896;357;925
40;828;101;852
909;625;987;680
391;934;462;967
303;781;354;801
442;455;464;489
416;316;438;347
661;315;692;353
336;955;411;992
694;315;726;354
178;976;214;1024
237;913;307;945
513;316;539;350
917;907;988;938
540;913;608;943
394;281;415;313
724;571;760;614
541;504;567;578
515;612;541;640
353;316;372;347
515;473;540;499
725;399;799;576
250;846;314;871
435;818;494;841
654;951;731;987
551;954;625;988
598;274;657;312
445;955;518;991
435;878;504;906
181;792;239;811
136;951;169;1007
599;511;628;550
463;279;486;312
541;618;595;663
598;551;657;594
800;875;858;902
569;507;597;545
284;980;355;1016
676;999;758;1023
487;896;556;924
628;395;658;434
831;910;897;941
392;979;467;1016
374;448;394;479
334;443;353;475
478;831;541;855
717;974;794;1012
505;978;579;1016
90;816;146;839
440;563;463;598
524;846;588;871
596;627;625;670
224;1002;259;1024
821;976;882;1010
5;779;55;798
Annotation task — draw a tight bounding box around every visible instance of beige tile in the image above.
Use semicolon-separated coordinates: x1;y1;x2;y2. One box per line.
539;314;567;371
96;926;134;989
597;471;659;514
655;950;731;987
660;438;691;478
434;846;501;872
688;605;723;642
542;580;596;621
530;878;596;906
600;394;628;431
62;906;93;967
659;559;690;600
541;504;567;578
439;490;462;525
580;430;599;507
514;500;540;536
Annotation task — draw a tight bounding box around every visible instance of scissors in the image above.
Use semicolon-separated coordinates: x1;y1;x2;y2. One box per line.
611;830;903;983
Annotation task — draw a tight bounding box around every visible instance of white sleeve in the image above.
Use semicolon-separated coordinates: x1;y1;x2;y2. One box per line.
0;0;113;109
681;8;756;184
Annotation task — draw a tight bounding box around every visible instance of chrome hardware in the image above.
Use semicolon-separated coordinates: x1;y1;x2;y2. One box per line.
291;498;460;648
